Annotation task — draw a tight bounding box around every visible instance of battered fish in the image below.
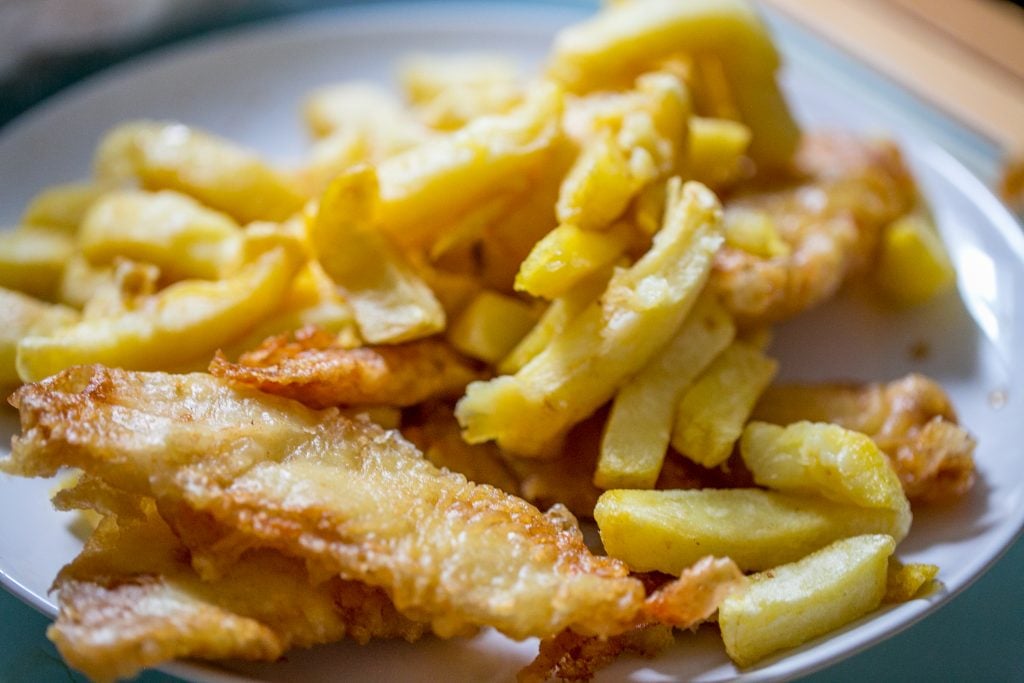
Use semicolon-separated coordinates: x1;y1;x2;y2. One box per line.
713;133;917;327
6;366;740;641
752;373;975;502
50;497;424;682
210;326;481;408
519;557;745;682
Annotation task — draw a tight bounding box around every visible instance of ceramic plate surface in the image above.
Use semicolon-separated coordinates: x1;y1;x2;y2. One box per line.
1;3;1022;681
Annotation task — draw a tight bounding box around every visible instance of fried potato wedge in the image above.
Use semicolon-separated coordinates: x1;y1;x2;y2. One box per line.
79;189;241;281
884;560;939;603
10;366;747;642
16;230;304;381
875;213;955;308
457;179;723;455
688;116;751;189
375;82;563;250
446;290;537;363
0;227;74;300
211;328;480;408
514;222;632;299
751;374;975;503
310;167;445;344
94;121;305;223
547;0;798;168
595;488;907;574
303;81;428;146
21;181;110;233
741;421;911;541
399;53;524;131
0;288;78;387
596;292;734;489
499;266;610;375
718;534;895;667
671;340;777;468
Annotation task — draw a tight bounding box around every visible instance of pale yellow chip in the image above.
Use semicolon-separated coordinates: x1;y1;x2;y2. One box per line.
456;179;723;456
719;534;895;667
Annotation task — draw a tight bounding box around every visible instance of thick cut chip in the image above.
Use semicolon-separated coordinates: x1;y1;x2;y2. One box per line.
16;230;304;381
875;213;955;308
671;340;777;468
399;53;523;131
499;267;610;375
446;290;538;363
303;81;428;145
50;501;425;682
7;366;736;641
557;132;650;231
595;488;907;574
751;374;975;502
21;181;110;232
595;292;734;489
211;327;480;408
688;117;751;189
457;179;724;456
216;263;361;360
884;561;939;603
79;189;241;281
0;227;74;300
310;167;445;344
515;223;632;300
0;288;78;387
94;121;305;223
374;82;563;250
741;421;911;540
556;70;690;231
718;534;895;667
547;0;799;168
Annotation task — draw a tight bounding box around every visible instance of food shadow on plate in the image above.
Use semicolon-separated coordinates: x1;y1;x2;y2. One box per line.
899;473;996;554
769;284;981;385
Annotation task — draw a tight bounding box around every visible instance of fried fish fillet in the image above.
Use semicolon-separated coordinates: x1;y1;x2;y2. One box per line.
6;366;739;641
752;373;975;502
519;557;745;683
713;133;917;327
50;497;425;682
209;326;481;408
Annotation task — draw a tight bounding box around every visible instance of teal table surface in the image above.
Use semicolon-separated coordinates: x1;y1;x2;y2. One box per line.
1;2;1022;681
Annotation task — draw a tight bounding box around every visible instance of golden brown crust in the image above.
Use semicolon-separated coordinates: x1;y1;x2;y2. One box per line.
209;326;482;408
518;557;745;682
49;499;424;682
8;366;715;641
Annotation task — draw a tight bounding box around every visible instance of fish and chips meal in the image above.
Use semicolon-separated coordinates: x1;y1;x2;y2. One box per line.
0;0;979;680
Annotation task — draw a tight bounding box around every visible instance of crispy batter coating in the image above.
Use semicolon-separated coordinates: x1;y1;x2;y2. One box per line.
752;373;976;502
518;626;675;683
209;326;481;408
7;366;734;641
519;557;745;683
713;133;917;327
50;499;424;682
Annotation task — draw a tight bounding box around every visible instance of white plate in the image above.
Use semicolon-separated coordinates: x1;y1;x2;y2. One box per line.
1;3;1023;682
